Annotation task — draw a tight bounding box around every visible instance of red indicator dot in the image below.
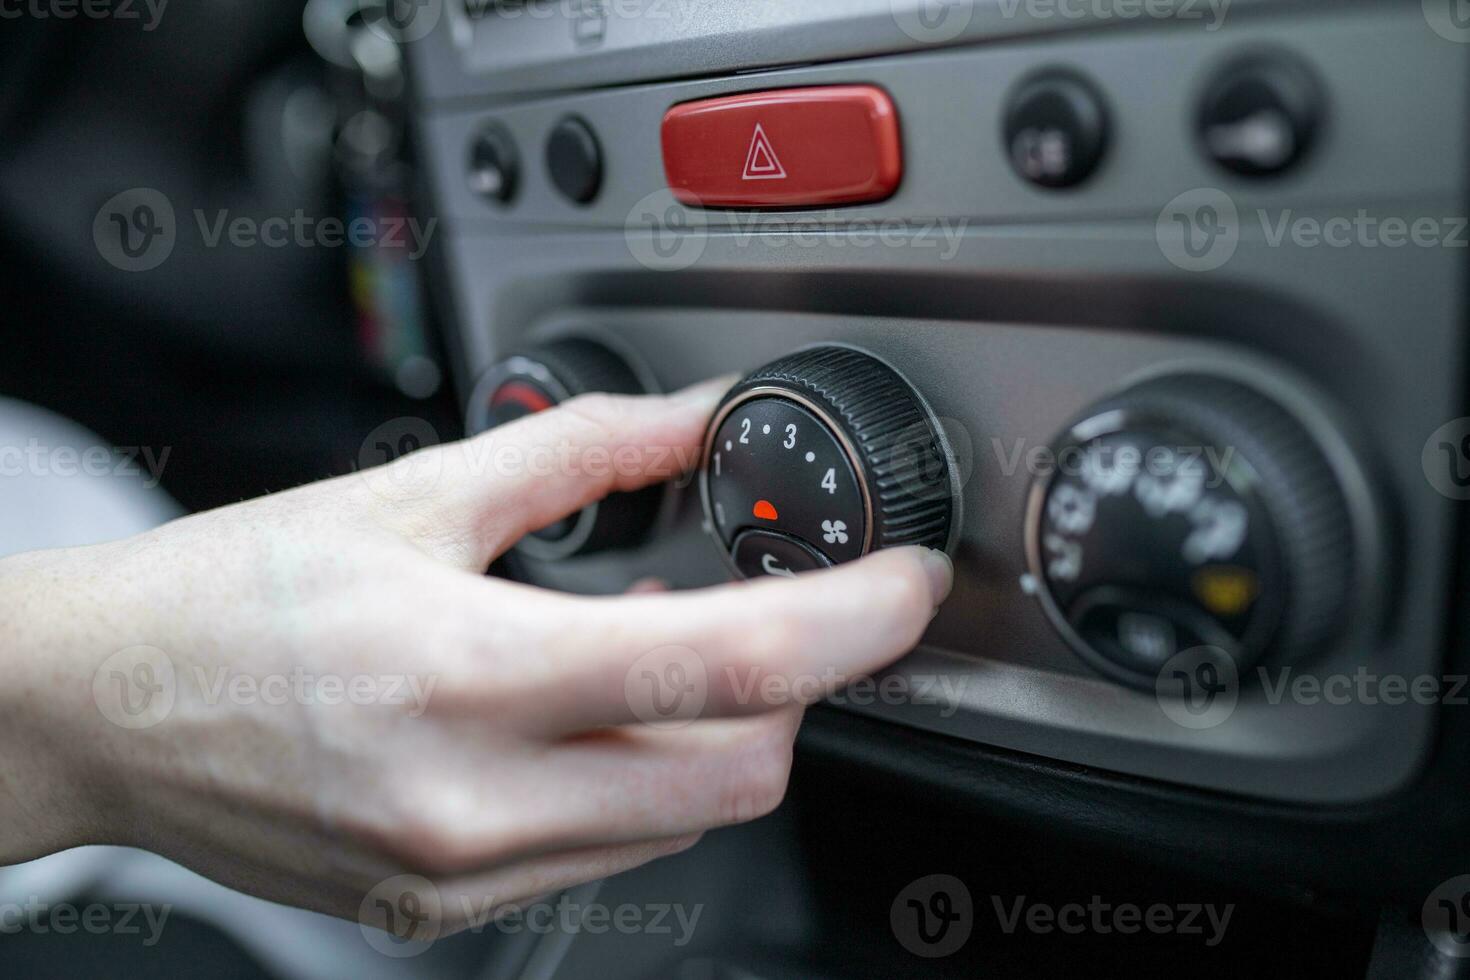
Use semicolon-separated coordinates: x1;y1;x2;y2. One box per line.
753;500;779;521
491;381;555;414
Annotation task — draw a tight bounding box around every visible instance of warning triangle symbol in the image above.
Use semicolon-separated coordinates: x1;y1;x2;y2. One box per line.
742;123;787;181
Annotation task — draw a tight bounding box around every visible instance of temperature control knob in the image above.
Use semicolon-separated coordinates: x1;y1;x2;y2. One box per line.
1026;374;1356;687
467;339;662;559
700;347;959;579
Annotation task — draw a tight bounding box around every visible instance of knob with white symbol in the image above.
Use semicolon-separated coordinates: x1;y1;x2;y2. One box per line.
700;347;961;579
467;339;662;560
1026;374;1360;688
1197;52;1322;177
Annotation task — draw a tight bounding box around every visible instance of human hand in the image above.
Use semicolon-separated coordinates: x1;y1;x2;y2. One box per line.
0;379;953;935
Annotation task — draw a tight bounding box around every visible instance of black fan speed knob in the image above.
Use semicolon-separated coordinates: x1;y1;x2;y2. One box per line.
1026;374;1356;688
467;338;662;559
700;346;960;579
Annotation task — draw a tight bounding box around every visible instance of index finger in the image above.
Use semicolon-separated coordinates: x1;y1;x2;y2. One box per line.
367;376;733;570
509;546;955;734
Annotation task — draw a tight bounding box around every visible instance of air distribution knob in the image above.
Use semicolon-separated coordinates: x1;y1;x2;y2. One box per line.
1026;373;1357;688
700;346;960;579
467;338;662;560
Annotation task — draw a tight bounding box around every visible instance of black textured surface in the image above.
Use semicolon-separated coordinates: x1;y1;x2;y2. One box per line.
527;338;643;400
727;346;956;554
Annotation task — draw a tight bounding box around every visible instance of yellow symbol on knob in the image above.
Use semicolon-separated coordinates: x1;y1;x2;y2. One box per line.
1192;566;1260;618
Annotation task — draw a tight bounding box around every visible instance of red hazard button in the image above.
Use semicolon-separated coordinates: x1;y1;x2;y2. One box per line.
661;85;903;209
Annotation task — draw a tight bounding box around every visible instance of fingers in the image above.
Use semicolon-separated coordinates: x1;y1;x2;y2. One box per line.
355;545;947;880
505;546;953;735
375;549;946;872
357;713;800;878
538;710;806;844
364;832;704;937
369;377;733;570
434;833;704;934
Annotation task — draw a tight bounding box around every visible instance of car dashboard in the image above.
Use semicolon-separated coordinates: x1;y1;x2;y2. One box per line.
379;2;1470;976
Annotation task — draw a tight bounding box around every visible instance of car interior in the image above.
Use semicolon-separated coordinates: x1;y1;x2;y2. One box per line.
3;0;1469;977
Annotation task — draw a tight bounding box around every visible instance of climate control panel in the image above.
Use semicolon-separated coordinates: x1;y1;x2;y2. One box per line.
426;3;1452;803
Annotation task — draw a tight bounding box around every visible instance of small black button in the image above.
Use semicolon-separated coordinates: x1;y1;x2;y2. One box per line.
1003;71;1109;189
546;116;603;205
1198;53;1322;177
1070;587;1240;680
731;530;832;580
467;123;519;204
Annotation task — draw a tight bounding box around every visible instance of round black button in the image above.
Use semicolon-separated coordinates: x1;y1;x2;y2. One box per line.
546;116;603;205
1003;71;1109;189
732;529;833;580
1197;53;1322;177
467;123;519;204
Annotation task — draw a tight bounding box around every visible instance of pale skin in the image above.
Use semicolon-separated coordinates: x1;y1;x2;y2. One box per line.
0;378;953;934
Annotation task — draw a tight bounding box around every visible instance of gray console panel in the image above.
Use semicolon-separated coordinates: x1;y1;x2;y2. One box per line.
412;5;1467;803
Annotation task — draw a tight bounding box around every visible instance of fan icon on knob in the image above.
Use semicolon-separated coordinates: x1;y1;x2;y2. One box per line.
821;520;849;545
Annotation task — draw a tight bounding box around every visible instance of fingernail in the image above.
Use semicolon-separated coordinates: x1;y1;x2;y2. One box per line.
626;577;670;595
921;548;954;605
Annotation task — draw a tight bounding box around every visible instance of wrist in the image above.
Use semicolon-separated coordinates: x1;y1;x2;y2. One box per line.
0;544;139;858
